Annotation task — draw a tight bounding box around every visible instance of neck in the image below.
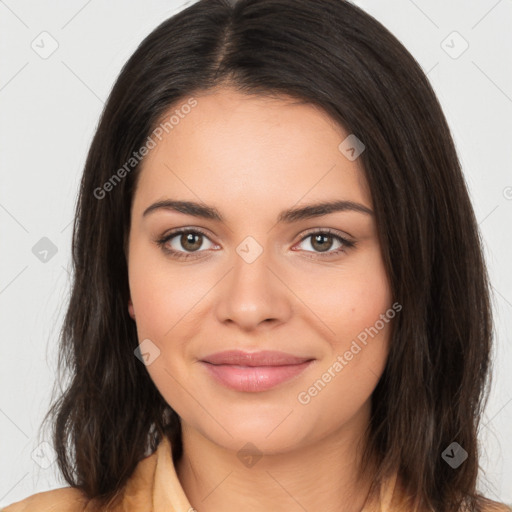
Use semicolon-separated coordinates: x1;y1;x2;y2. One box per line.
175;403;379;512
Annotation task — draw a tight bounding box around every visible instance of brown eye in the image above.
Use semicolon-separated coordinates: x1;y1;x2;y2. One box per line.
180;231;203;252
296;229;356;258
310;233;335;252
156;228;216;260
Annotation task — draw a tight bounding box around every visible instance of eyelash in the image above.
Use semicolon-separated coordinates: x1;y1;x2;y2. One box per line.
155;227;357;261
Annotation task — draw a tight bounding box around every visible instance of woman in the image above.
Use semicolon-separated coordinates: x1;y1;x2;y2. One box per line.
2;0;510;511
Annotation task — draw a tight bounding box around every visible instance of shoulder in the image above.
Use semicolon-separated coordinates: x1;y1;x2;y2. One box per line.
479;499;512;512
0;444;163;512
385;471;511;512
1;486;90;512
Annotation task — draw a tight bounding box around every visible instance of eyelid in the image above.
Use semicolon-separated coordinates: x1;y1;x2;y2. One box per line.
297;226;354;242
156;226;218;250
293;228;356;257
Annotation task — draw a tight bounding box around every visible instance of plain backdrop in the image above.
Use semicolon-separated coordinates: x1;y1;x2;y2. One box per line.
1;0;511;507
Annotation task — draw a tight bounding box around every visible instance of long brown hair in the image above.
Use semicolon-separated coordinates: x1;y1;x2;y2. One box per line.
39;1;499;510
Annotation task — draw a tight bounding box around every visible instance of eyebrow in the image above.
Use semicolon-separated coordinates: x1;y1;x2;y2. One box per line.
142;199;374;223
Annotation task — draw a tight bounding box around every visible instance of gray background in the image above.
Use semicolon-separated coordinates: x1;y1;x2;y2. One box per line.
1;0;511;506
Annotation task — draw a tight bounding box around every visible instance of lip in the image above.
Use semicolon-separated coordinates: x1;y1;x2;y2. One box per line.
199;350;314;392
201;350;313;366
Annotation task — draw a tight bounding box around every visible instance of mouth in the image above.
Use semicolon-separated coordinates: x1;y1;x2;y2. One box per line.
199;350;315;392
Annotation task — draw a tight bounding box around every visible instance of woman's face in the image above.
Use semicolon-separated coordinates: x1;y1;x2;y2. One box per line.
127;86;394;455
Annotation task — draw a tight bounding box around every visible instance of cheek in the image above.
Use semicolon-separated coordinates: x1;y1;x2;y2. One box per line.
127;242;204;339
301;248;392;347
127;245;202;412
298;248;393;408
295;261;393;432
338;270;391;346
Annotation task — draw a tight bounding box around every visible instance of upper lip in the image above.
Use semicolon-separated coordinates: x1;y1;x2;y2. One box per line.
200;350;314;366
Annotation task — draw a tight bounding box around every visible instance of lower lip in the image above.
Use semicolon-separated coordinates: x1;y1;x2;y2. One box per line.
200;361;313;392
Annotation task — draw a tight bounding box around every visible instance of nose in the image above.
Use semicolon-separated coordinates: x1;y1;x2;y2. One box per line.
214;241;293;331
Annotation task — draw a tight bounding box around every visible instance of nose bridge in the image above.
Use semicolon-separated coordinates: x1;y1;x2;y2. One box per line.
215;233;292;329
233;233;273;289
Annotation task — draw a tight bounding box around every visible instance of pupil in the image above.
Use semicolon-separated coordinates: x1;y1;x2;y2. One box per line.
313;234;331;252
184;232;201;251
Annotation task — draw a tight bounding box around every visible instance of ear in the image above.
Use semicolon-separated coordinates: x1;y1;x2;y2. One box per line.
128;299;135;319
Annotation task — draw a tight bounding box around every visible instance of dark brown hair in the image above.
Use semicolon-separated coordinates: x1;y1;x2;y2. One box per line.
39;0;501;510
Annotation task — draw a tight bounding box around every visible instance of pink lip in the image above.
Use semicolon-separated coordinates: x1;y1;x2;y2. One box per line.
200;350;314;392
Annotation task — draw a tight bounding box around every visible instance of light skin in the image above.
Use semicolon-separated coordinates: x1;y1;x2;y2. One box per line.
126;86;394;512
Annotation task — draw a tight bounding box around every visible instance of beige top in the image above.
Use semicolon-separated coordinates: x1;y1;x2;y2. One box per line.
2;435;510;512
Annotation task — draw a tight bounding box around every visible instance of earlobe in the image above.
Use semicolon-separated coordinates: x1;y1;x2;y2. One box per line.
128;299;135;319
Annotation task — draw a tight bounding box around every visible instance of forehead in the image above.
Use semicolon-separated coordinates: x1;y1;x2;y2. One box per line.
132;87;372;217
